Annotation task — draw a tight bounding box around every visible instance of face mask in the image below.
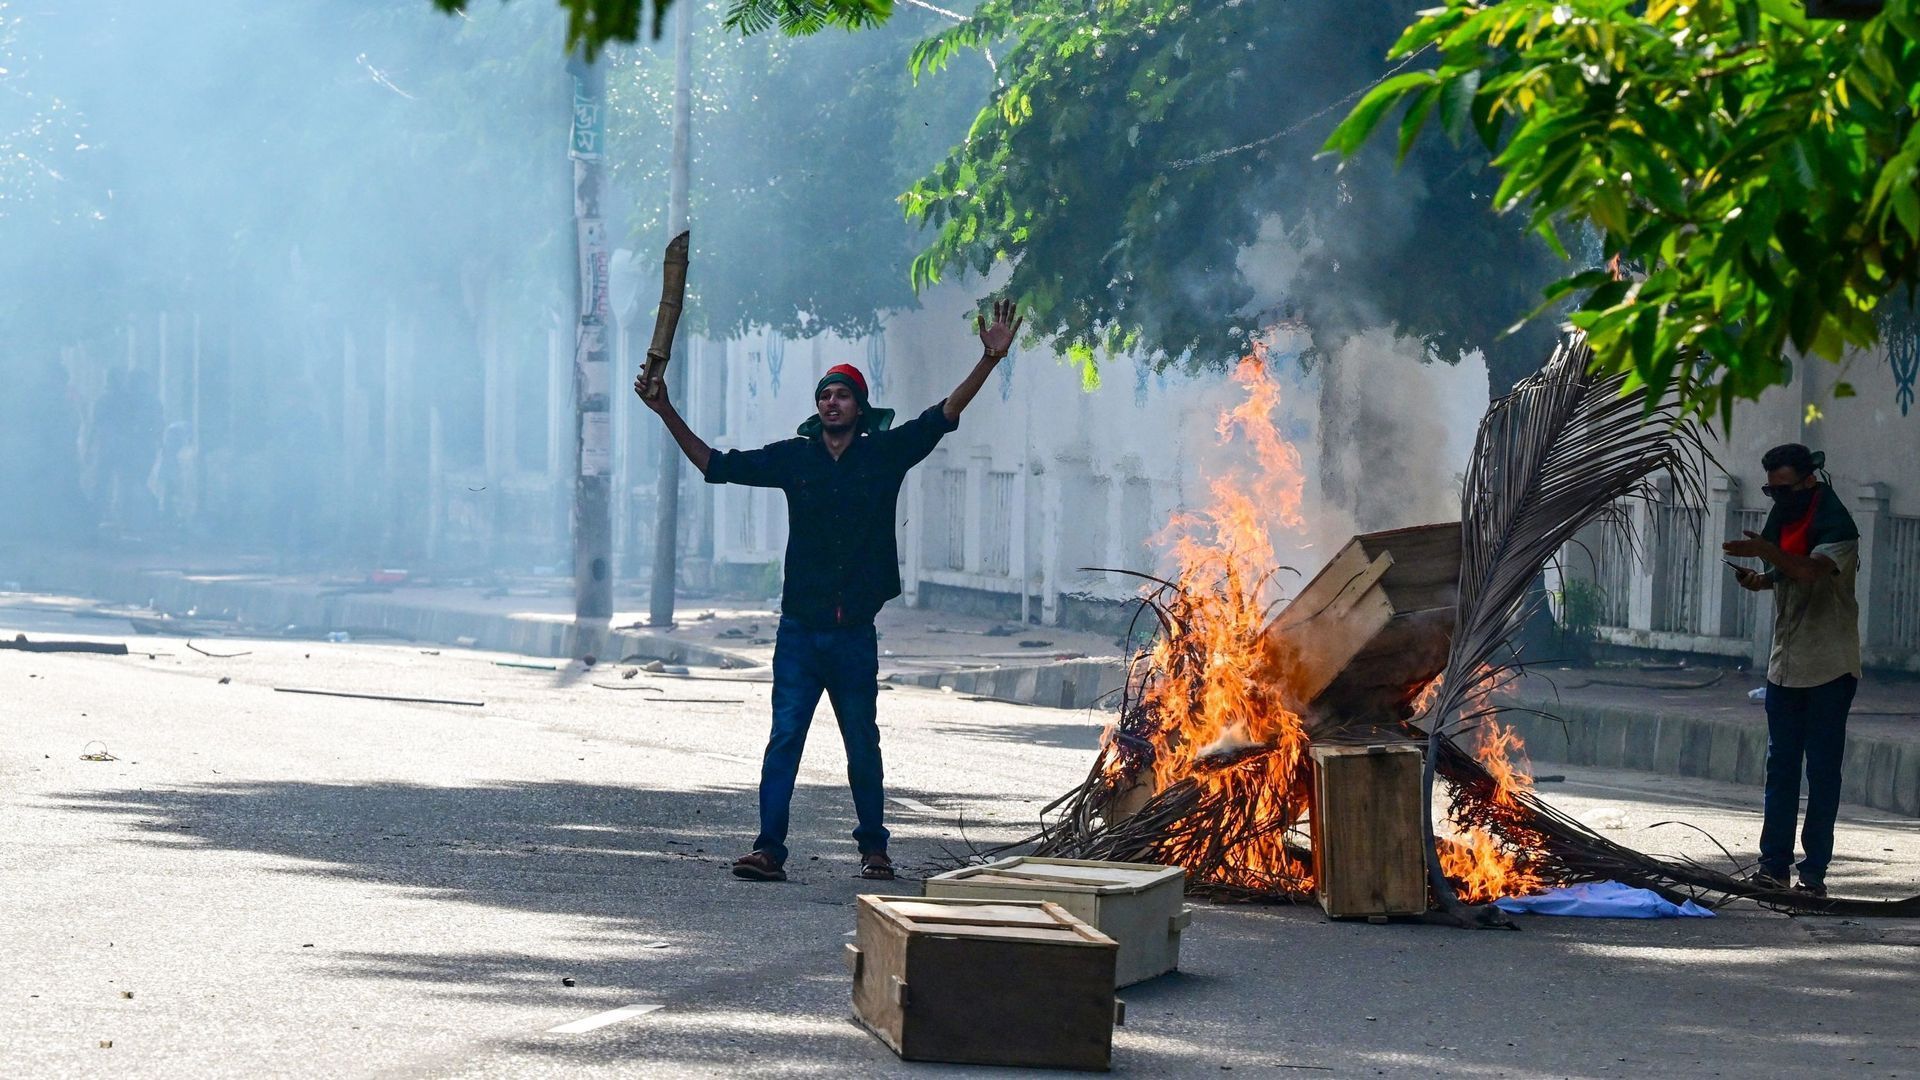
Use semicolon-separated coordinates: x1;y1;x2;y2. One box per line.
1768;484;1815;517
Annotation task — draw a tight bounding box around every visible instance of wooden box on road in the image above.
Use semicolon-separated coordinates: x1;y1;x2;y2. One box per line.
1310;743;1428;918
847;894;1120;1070
922;857;1188;987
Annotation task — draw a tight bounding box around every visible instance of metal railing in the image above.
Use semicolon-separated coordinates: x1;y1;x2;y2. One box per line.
1729;507;1767;638
926;467;968;572
1590;509;1634;628
1651;501;1705;633
983;471;1015;576
1885;513;1920;652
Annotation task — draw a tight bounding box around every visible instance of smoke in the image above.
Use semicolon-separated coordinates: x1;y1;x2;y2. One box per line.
1231;213;1489;556
1318;328;1486;532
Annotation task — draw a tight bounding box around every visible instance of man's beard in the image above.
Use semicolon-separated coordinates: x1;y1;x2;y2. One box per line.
821;415;857;435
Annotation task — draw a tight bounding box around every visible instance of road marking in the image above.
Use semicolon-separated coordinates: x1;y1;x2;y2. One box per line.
699;751;757;766
891;796;936;814
547;1003;665;1034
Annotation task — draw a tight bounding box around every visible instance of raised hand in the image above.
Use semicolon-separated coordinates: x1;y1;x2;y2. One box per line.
633;372;671;414
1722;530;1778;561
976;298;1023;359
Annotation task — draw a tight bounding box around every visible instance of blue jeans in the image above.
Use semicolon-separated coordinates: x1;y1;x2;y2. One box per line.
753;616;888;864
1760;674;1857;884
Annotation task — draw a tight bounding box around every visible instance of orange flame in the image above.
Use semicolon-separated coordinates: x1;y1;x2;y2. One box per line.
1438;828;1543;904
1120;344;1314;890
1475;718;1535;810
1109;343;1550;905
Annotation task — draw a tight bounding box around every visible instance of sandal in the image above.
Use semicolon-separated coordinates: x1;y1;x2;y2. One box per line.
731;850;787;882
860;851;896;881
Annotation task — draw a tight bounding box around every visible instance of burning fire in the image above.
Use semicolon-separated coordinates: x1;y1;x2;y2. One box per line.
1414;673;1546;901
1474;718;1535;810
1108;348;1548;905
1439;828;1543;904
1113;344;1315;891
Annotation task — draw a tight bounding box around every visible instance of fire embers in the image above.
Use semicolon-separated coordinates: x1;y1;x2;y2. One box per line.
1101;347;1316;894
1439;715;1548;903
1072;345;1555;908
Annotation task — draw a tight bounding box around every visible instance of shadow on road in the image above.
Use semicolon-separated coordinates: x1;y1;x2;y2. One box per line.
39;774;1920;1076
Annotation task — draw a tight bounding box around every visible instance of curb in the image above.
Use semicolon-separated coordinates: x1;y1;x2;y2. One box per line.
879;656;1920;819
1504;696;1920;819
4;551;756;669
886;659;1128;711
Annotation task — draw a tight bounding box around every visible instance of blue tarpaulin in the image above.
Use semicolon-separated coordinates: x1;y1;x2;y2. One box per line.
1493;881;1716;919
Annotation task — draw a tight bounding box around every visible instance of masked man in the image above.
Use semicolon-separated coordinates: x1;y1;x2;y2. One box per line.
1725;443;1861;898
635;301;1022;882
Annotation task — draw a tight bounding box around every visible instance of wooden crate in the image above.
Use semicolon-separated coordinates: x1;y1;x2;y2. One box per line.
1310;744;1428;918
922;857;1189;987
1262;522;1460;726
847;895;1120;1070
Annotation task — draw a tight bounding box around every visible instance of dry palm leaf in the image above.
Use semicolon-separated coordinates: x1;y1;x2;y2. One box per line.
1412;333;1708;921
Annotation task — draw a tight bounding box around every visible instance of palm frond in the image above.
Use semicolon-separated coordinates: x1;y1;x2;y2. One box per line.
1415;331;1711;916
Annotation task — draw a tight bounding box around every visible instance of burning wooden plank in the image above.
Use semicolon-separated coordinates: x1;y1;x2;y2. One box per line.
1260;522;1460;728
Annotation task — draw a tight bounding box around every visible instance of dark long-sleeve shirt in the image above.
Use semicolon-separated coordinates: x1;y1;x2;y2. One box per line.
703;401;958;628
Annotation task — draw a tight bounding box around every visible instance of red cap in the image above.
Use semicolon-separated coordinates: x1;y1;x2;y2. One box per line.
818;363;869;401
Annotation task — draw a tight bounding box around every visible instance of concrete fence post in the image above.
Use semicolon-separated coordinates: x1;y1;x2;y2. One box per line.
1853;482;1890;652
1701;473;1739;637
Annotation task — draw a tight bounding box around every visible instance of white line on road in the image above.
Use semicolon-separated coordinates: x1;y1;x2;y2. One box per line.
546;1003;665;1034
699;751;758;766
891;796;937;814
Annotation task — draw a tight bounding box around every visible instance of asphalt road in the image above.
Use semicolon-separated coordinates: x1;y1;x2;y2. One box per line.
3;608;1918;1079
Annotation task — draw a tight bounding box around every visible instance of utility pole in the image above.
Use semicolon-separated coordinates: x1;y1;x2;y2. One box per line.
647;1;694;628
568;50;614;639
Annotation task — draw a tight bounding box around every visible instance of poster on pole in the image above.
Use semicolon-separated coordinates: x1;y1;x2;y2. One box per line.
580;411;611;477
570;76;605;161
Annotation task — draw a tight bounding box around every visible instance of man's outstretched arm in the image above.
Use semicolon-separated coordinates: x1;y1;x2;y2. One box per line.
1723;530;1837;584
943;299;1023;424
634;373;711;475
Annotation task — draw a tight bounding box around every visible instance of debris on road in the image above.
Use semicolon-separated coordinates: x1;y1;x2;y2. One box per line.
495;660;559;672
590;683;665;692
273;687;485;708
1579;807;1629;831
561;977;576;987
186;641;251;658
80;742;118;762
3;634;129;656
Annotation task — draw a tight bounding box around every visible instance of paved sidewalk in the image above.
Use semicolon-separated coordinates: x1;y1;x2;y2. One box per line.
11;545;1914;816
0;544;1124;680
1504;666;1920;817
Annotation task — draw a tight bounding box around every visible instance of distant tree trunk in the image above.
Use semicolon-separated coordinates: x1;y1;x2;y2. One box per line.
647;1;694;628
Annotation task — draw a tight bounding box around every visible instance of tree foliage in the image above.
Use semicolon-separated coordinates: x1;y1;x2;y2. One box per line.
606;0;985;340
900;0;1565;390
432;0;892;53
1327;0;1920;423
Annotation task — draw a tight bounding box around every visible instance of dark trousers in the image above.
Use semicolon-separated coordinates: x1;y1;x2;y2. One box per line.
1760;674;1857;884
753;616;888;864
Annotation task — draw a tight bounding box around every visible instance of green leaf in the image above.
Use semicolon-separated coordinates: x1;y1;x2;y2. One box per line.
1438;69;1481;144
1397;83;1443;163
1321;71;1442;158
